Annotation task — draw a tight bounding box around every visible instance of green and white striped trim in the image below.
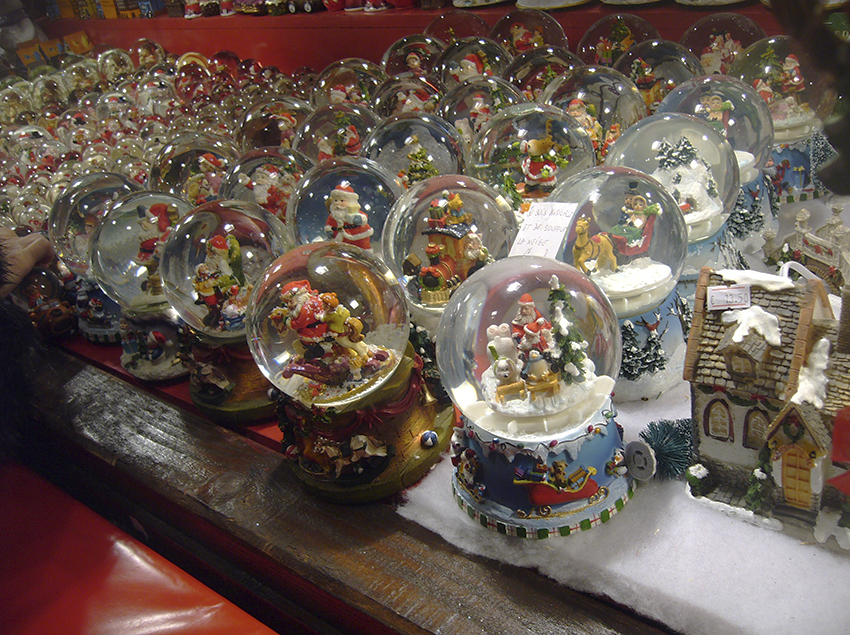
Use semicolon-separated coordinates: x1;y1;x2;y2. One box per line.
453;484;635;539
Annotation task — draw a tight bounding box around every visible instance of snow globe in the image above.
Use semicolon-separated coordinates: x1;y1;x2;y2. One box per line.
541;66;646;165
604;112;740;297
432;37;512;91
246;241;454;502
502;46;584;102
545;166;689;401
728;35;836;201
437;76;524;151
658;75;775;260
310;59;389;109
369;76;442;119
89;191;193;380
381;35;445;78
360;113;466;189
437;256;647;537
235;96;314;152
217;147;314;221
469;103;594;210
488;9;568;56
612;40;704;114
159;199;292;423
285;157;403;255
576;14;659;67
381;174;518;334
291;103;380;164
147;132;240;206
679;13;766;75
424;10;488;45
48;171;141;342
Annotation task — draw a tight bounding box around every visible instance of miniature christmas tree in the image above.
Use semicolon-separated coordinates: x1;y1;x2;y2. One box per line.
403;135;440;184
810;128;838;195
639;418;693;480
547;278;588;385
619;320;645;381
728;188;766;239
744;444;775;514
652;136;721;215
640;328;666;375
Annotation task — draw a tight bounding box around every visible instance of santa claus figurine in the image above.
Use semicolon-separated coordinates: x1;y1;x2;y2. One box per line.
511;293;552;343
324;183;374;250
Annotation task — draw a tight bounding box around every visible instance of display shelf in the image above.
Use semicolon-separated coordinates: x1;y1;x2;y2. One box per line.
38;2;781;74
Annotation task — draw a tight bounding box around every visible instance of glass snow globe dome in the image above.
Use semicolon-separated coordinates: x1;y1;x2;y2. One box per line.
657;75;774;184
369;76;442;119
470;102;595;204
310;58;389;109
89;191;194;314
604;112;739;244
381;174;518;332
159;199;292;342
48;172;142;277
547;166;688;318
291;103;380;165
679;13;766;76
489;8;568;57
235;96;314;153
727;35;835;143
246;241;409;410
436;256;621;437
437;76;525;151
541;65;646;165
285;157;404;255
432;37;512;91
424;9;490;46
502;46;584;102
381;34;445;78
147;131;240;201
217;147;314;221
576;13;660;68
360;112;466;190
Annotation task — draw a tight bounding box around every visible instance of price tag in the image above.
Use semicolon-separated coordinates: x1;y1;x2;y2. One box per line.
509;202;578;259
706;284;751;311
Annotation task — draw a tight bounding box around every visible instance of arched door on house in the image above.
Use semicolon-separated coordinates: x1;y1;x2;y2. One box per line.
782;446;812;509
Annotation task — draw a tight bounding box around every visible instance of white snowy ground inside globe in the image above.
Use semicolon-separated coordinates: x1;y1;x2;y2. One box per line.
588;257;675;317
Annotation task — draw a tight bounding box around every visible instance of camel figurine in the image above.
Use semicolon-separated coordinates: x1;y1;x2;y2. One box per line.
572;217;618;275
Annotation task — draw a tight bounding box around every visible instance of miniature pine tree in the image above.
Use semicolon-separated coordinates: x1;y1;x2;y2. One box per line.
728;188;766;239
640;328;666;374
810;128;838;194
547;280;587;385
501;172;524;211
639;418;693;480
405;146;440;184
744;444;775;514
619;320;645;381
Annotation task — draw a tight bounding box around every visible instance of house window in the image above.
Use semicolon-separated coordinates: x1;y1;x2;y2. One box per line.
705;399;733;442
729;354;753;378
744;410;770;450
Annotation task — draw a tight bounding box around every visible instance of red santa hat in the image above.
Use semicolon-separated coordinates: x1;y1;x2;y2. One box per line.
208;234;228;252
519;293;535;306
331;182;359;203
462;54;483;74
200;153;223;168
280;279;313;301
330;84;347;100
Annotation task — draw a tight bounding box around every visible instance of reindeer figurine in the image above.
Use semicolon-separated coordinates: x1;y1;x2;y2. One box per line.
572;217;618;275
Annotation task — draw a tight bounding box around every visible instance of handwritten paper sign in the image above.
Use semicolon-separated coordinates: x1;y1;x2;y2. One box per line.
509;202;578;259
707;284;751;311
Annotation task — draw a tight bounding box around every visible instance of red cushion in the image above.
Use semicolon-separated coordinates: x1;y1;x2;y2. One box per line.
0;463;277;635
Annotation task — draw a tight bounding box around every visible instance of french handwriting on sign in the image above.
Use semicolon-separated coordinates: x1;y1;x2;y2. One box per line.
509;202;578;259
706;284;751;311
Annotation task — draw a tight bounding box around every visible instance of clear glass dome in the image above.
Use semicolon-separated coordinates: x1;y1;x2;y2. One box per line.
285;156;403;255
381;174;518;328
576;13;660;67
30;74;69;111
360;112;466;189
97;48;135;86
547;166;688;318
435;256;621;436
89;191;194;313
470;103;595;204
235;96;313;152
311;58;389;109
437;76;525;150
291;103;380;164
727;35;835;143
432;37;512;91
679;13;766;75
489;8;568;57
541;65;646;165
604;112;740;243
48;172;142;277
246;241;409;410
147;132;240;203
657;74;774;181
159;199;292;341
424;9;490;46
502;46;584;102
217;147;314;221
381;35;446;78
612;39;704;114
370;76;442;118
130;39;167;70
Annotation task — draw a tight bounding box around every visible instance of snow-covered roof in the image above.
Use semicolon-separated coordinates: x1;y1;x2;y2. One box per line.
721;306;782;347
716;269;796;292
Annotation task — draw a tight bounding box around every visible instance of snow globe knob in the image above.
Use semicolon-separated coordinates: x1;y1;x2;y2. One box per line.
246;241;454;502
159;199;293;422
437;257;647;538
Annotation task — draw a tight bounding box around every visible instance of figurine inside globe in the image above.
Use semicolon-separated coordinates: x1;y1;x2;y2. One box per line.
678;12;766;76
604;113;739;244
291;103;380;164
159;199;291;341
436;256;621;437
381;174;518;330
433;37;512;90
575;13;660;67
547;166;688;318
246;241;409;410
437;76;525;150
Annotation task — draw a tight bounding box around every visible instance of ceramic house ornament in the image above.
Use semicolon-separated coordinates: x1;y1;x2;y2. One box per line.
246;241;454;502
436;256;649;537
576;14;660;68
